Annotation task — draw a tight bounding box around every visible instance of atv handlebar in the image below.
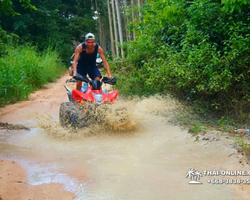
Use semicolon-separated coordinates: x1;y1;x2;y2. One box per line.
73;73;90;83
73;73;116;85
102;76;116;85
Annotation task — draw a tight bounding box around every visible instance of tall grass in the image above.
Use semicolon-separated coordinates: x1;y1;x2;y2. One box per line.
0;45;65;106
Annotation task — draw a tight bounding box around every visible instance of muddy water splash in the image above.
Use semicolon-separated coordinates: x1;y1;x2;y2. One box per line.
35;95;184;140
34;101;138;140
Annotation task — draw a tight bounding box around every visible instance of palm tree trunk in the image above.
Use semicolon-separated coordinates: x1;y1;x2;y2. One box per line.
111;0;119;57
95;0;103;47
115;0;124;59
131;0;136;40
123;0;131;41
107;0;115;58
138;0;141;23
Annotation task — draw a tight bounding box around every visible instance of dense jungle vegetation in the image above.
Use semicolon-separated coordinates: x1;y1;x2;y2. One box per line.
112;0;250;125
1;0;250;125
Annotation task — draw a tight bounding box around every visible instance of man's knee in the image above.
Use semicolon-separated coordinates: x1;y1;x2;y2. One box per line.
77;81;82;86
76;81;82;90
94;76;101;81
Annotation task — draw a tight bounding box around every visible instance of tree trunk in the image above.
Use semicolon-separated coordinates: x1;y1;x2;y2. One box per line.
95;0;103;48
107;0;115;58
115;0;124;59
101;24;107;53
138;0;141;23
111;0;119;57
123;0;131;41
131;0;136;40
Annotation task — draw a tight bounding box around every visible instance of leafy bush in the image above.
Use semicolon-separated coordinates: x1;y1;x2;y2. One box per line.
114;0;250;124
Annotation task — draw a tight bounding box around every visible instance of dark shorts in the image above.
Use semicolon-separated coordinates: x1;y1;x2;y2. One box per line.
77;66;102;80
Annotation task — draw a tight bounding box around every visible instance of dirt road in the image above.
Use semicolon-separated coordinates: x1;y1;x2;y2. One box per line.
0;73;250;200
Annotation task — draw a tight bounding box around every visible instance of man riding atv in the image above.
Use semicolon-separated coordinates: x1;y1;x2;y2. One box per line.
68;53;103;76
72;33;112;91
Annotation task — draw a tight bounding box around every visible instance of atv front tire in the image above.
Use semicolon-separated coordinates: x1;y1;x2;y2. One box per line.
59;102;78;128
59;102;89;129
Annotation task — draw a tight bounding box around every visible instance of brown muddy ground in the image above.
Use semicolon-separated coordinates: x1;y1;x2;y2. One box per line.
0;72;250;200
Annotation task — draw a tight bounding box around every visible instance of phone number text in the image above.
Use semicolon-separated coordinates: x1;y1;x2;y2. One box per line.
207;179;250;184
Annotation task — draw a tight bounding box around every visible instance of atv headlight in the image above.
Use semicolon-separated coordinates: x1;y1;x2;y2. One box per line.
93;93;103;105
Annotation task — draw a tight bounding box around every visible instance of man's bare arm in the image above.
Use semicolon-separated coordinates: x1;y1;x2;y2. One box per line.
73;45;82;75
98;46;112;78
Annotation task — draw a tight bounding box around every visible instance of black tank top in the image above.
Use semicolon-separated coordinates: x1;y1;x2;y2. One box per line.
77;42;99;68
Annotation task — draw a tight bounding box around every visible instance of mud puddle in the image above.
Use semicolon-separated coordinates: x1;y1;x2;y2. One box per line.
1;95;248;199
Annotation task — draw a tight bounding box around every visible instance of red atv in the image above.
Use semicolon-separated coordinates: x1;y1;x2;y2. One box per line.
59;73;118;129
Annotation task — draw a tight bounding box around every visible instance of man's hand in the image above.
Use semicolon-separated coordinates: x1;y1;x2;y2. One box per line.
73;72;79;80
108;74;112;79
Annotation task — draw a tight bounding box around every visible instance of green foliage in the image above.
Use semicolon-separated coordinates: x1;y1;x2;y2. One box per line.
114;0;250;124
189;122;202;135
221;0;250;13
125;34;155;67
216;116;235;132
0;27;14;57
0;0;36;16
0;0;96;63
0;45;64;106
